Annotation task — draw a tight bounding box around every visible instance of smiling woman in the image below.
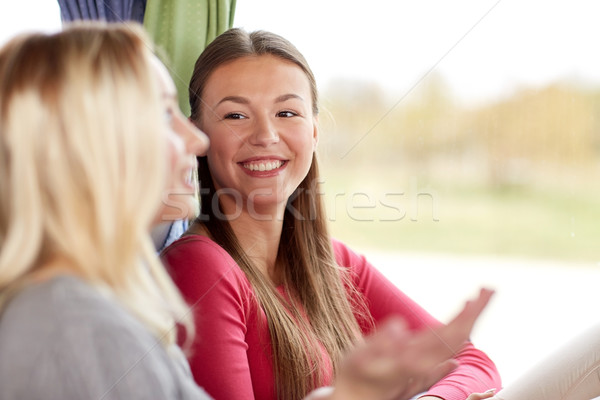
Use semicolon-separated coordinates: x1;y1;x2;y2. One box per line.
161;27;501;400
199;54;318;212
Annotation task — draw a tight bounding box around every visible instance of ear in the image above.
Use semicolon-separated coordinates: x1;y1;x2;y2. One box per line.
312;115;319;150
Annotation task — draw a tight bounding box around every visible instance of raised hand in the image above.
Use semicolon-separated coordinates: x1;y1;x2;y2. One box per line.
322;288;495;400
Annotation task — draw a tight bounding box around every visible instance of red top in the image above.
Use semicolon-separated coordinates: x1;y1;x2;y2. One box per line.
162;235;501;400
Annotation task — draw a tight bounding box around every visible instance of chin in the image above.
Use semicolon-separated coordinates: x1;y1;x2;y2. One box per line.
158;195;199;222
246;194;290;212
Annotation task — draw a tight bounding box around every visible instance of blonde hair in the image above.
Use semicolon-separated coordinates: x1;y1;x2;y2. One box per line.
0;23;191;346
190;28;371;398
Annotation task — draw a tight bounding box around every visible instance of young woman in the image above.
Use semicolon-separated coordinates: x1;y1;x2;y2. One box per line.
0;22;210;399
161;28;502;400
0;22;494;400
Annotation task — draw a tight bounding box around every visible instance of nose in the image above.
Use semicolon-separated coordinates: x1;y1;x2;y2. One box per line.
249;115;279;147
173;111;209;156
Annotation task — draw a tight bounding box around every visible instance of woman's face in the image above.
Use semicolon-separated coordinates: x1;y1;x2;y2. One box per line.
151;57;210;223
197;54;318;213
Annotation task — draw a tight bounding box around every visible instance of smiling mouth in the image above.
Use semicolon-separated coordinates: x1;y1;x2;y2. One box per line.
241;160;285;172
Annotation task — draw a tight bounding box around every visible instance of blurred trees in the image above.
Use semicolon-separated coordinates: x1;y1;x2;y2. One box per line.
318;76;600;261
320;75;600;188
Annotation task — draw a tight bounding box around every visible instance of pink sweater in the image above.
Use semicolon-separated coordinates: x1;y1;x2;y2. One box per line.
162;235;501;400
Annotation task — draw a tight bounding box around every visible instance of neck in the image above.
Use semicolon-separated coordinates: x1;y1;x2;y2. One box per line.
218;196;287;284
31;255;79;283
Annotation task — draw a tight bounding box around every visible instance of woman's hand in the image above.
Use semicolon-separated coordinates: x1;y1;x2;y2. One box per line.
466;388;497;400
418;389;496;400
320;288;494;400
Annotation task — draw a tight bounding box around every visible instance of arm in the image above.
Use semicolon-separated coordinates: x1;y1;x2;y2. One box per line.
162;236;258;400
1;276;209;400
27;304;209;399
307;289;495;400
333;240;502;399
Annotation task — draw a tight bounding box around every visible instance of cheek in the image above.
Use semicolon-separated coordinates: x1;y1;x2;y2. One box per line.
206;146;226;173
289;126;316;157
166;132;185;182
206;133;240;164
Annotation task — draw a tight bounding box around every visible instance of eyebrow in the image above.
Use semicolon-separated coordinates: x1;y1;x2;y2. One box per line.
216;93;304;106
217;96;250;106
275;93;304;103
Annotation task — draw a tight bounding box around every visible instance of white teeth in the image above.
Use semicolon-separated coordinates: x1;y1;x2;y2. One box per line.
243;160;283;172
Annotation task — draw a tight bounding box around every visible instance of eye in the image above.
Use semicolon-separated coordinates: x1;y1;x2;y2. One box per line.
224;112;246;120
277;110;298;118
164;109;174;125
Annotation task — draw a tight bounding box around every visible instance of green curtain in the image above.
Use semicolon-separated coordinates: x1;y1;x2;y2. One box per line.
144;0;237;116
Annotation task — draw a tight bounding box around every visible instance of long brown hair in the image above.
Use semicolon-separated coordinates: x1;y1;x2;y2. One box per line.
189;28;370;399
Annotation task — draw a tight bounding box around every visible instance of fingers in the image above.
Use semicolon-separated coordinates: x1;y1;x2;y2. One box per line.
399;288;495;373
429;359;459;383
466;388;497;400
344;318;411;380
449;288;494;334
399;358;461;399
436;288;495;353
332;288;495;400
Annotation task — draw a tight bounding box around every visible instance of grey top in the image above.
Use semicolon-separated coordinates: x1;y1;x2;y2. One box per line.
0;275;211;400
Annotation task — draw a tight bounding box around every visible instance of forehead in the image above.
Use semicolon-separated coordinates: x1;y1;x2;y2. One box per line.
204;55;312;99
149;55;176;95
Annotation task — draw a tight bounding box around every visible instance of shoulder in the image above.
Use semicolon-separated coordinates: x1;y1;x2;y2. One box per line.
0;275;119;336
161;234;252;304
162;234;236;271
331;238;369;272
0;276;209;399
162;234;246;282
0;276;157;357
331;238;385;295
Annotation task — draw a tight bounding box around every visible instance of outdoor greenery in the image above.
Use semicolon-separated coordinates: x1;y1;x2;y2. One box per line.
317;76;600;263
